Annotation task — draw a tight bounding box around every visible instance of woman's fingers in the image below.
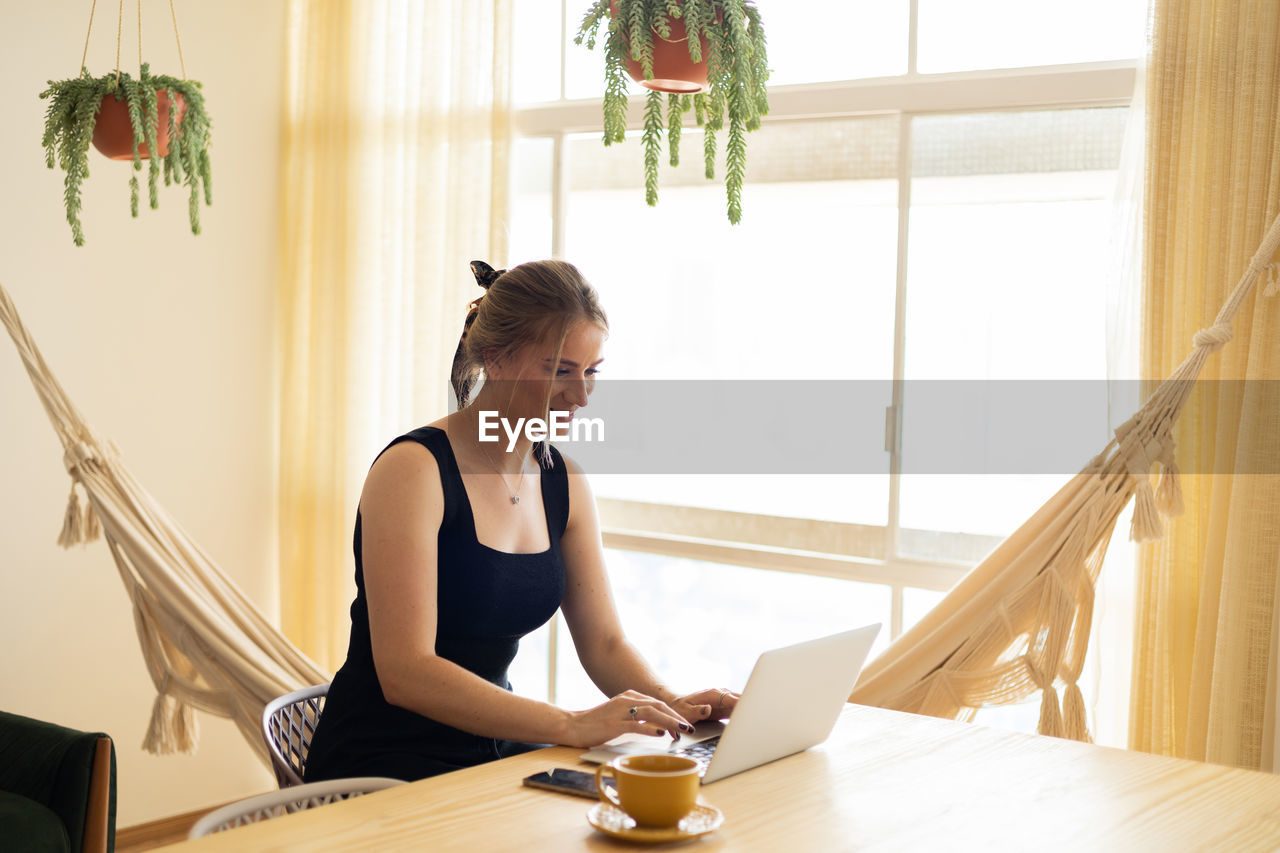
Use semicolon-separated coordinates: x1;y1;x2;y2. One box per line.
676;687;741;718
674;697;714;719
569;688;738;747
623;704;694;737
618;693;694;727
714;689;741;715
612;694;695;737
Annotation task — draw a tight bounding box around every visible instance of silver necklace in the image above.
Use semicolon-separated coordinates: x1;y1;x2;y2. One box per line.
478;441;528;505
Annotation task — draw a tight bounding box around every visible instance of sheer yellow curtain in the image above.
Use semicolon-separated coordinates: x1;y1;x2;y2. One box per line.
1131;0;1280;769
277;0;513;669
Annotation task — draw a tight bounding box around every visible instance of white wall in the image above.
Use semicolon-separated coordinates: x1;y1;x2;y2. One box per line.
0;0;286;826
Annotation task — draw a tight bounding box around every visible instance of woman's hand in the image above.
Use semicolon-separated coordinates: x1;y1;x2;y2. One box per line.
670;688;741;723
565;690;696;748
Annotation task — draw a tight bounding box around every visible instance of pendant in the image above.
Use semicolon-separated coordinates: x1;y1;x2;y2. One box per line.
511;495;520;505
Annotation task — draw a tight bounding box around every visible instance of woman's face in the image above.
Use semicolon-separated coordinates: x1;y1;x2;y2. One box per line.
488;320;606;421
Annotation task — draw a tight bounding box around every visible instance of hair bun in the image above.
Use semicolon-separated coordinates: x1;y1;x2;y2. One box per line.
469;260;506;290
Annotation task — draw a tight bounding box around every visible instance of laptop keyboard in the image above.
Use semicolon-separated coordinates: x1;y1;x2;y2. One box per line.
671;735;721;768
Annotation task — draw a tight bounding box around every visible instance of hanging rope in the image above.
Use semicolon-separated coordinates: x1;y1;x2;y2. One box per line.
79;0;99;72
168;0;187;80
113;0;124;86
79;0;190;82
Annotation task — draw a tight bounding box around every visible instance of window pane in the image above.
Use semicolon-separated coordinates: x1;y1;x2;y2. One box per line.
553;549;893;710
563;117;899;525
513;0;563;103
765;1;909;85
899;108;1126;555
566;117;899;381
902;586;947;633
510;137;555;263
917;0;1146;73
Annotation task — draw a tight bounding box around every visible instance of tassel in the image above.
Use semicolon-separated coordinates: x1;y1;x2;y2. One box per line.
1062;682;1092;743
1129;478;1164;541
142;694;199;755
57;484;84;548
55;483;101;547
142;693;177;754
1263;263;1279;298
1038;685;1063;738
82;498;102;542
1155;459;1184;517
172;700;199;753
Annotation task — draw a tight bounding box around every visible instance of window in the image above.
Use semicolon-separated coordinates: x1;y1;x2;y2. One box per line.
505;1;1144;727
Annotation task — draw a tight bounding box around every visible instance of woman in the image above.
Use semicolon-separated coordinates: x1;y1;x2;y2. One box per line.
304;259;739;782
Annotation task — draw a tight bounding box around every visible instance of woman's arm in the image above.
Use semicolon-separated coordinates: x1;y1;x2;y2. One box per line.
360;441;691;747
557;455;740;722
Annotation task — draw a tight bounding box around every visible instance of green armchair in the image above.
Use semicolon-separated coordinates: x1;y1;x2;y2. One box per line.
0;710;116;853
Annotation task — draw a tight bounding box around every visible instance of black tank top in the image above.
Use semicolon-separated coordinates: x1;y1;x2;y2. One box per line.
304;426;569;782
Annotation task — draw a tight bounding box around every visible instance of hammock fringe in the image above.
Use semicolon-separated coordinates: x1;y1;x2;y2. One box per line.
57;483;84;548
1062;682;1091;743
142;693;199;755
1155;461;1185;516
1038;685;1063;738
56;482;101;548
1130;477;1164;542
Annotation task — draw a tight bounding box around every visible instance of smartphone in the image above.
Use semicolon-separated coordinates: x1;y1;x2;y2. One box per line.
522;768;614;800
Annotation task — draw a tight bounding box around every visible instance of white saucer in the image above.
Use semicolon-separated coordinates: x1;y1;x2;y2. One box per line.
587;801;724;843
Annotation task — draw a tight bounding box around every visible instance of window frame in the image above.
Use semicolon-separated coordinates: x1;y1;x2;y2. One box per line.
512;2;1139;648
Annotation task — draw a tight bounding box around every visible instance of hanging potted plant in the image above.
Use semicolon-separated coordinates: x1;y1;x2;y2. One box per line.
575;0;769;224
41;64;212;247
39;2;210;247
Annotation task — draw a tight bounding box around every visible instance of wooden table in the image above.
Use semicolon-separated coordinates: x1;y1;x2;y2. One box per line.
157;705;1280;851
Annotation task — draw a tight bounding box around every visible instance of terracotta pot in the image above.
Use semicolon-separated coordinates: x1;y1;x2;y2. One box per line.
611;0;711;94
92;90;187;161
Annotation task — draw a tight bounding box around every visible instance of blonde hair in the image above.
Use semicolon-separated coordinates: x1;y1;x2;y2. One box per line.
450;259;608;412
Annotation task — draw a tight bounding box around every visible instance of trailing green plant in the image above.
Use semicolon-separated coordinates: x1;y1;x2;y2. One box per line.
575;0;769;224
40;63;213;246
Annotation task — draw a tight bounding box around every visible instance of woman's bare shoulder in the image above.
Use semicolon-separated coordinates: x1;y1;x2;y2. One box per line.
362;435;445;513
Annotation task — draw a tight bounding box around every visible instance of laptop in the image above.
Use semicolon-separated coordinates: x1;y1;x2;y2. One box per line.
579;623;881;784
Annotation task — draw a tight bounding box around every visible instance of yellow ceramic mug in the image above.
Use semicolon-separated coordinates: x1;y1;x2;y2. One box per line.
595;754;701;828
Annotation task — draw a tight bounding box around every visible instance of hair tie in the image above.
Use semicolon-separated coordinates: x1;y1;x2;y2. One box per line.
460;261;506;344
453;260;509;409
470;260;506;290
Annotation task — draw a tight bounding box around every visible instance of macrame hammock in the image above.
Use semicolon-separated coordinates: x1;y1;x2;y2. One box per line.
1;212;1278;759
0;288;328;762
